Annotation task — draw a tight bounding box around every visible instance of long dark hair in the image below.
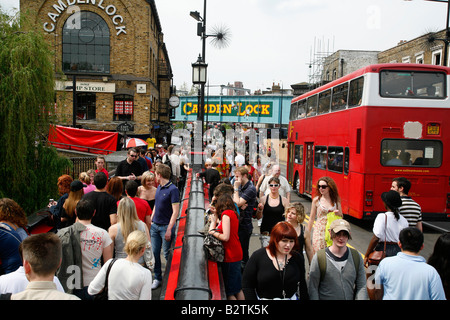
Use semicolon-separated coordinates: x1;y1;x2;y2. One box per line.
428;232;450;298
215;194;237;219
315;176;340;206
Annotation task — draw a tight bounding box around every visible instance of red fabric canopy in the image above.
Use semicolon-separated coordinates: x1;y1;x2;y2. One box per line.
48;125;118;154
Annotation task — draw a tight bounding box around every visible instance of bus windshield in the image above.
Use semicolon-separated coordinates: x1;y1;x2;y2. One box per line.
380;70;446;99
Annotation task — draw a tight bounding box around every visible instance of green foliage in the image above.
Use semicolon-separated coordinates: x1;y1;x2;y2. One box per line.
0;10;71;214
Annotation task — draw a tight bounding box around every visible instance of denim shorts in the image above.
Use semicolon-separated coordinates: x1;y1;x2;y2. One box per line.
220;260;242;297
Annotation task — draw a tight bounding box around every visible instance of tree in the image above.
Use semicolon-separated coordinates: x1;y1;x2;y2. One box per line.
0;10;71;214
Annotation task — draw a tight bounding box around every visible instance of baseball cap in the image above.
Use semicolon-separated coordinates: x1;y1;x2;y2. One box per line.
329;219;351;234
70;180;86;192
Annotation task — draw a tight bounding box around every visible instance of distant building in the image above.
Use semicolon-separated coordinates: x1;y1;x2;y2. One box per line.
322;50;379;83
378;29;449;66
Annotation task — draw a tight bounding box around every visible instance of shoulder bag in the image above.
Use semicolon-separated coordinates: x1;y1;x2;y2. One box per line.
203;230;225;263
367;214;387;266
94;258;117;300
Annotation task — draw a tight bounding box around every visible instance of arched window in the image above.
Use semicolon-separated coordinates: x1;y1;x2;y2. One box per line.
62;11;110;74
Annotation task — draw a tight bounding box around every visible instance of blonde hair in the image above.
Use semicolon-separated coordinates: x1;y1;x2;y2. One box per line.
141;171;155;189
284;202;305;224
79;172;91;184
124;230;147;256
117;197;140;242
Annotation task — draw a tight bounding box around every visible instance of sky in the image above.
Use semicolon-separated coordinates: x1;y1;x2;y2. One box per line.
1;0;448;95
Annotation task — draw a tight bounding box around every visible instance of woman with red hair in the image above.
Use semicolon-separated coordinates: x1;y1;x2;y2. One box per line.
242;221;309;300
48;174;73;230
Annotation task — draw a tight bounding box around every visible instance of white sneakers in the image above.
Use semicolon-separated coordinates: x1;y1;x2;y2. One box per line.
152;279;161;289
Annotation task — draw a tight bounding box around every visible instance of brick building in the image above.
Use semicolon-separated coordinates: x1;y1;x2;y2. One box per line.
378;29;448;66
20;0;173;137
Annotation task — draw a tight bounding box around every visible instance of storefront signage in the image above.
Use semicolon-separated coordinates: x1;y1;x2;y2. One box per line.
181;101;273;117
43;0;127;35
55;80;116;93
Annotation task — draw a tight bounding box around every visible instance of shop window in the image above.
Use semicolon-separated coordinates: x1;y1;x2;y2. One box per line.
77;93;96;120
114;95;134;121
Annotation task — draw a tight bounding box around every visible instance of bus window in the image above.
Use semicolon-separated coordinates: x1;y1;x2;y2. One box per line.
348;77;364;107
380;70;445;99
381;139;443;167
327;146;344;173
297;99;306;119
314;146;327;169
289;102;298;121
331;82;348;111
306;95;318;117
344;147;349;175
295;145;303;164
318;89;331;114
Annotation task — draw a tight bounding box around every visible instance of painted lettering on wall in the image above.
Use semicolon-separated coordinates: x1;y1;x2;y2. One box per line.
182;102;273;117
43;0;126;36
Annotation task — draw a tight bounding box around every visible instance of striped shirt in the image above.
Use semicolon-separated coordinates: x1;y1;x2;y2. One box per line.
399;196;422;227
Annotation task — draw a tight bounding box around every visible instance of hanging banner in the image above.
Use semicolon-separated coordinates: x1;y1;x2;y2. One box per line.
49;125;118;154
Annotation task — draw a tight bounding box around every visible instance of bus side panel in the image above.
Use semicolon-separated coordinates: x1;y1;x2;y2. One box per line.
347;171;365;219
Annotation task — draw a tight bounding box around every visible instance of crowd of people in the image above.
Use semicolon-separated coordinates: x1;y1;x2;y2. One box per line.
0;144;184;300
200;152;448;301
0;143;449;301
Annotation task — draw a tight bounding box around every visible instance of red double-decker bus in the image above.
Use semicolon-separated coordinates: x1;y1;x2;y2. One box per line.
287;63;450;220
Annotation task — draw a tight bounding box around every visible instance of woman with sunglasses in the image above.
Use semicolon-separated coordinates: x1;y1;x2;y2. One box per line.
258;177;289;248
307;177;342;253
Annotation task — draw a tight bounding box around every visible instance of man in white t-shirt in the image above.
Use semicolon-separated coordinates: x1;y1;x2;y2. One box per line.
58;199;113;300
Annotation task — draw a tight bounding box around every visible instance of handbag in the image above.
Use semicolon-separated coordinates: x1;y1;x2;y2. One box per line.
367;213;387;266
94;258;117;300
203;230;225;262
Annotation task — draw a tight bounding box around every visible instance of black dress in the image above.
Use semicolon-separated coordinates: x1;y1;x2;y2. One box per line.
260;195;285;235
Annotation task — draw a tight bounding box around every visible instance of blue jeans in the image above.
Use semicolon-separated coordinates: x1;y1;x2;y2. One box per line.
150;223;175;281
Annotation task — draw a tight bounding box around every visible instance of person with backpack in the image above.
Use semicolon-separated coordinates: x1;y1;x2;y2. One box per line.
308;219;368;300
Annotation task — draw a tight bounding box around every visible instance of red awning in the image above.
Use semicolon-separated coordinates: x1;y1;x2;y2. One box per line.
48;125;118;154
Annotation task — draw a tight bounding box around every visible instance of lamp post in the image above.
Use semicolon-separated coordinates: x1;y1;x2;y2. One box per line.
192;55;208;137
190;0;208;143
190;0;230;142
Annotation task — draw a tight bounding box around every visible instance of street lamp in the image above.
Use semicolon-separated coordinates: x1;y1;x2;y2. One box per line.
192;55;208;137
192;55;208;85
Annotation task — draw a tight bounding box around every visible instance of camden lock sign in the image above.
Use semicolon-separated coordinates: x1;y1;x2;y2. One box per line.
181;101;273;117
43;0;127;35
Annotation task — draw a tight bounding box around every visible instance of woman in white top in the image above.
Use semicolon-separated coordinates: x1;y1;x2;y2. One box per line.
364;190;409;266
88;230;152;300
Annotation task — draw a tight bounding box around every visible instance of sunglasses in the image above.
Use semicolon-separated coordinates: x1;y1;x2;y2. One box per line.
318;185;328;189
129;154;138;158
269;184;280;187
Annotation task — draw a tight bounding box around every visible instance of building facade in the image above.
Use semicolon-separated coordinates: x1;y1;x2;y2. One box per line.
322;50;380;83
378;29;449;66
21;0;173;137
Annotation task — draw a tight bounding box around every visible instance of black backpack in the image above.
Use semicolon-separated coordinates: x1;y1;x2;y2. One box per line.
162;154;173;174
